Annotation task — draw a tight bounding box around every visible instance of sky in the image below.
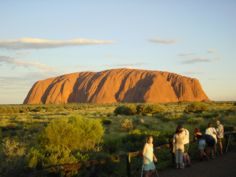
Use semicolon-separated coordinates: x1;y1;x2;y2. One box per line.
0;0;236;104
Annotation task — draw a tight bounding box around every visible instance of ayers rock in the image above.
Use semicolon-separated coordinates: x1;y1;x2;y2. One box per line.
24;68;209;104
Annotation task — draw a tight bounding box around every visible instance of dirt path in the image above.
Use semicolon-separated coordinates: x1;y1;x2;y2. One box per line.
158;151;236;177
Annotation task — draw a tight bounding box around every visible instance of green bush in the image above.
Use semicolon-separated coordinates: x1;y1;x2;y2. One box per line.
27;116;104;168
136;104;165;115
187;117;204;124
0;138;26;176
158;112;183;121
114;105;137;115
121;119;133;131
102;119;112;126
119;129;161;151
184;102;209;113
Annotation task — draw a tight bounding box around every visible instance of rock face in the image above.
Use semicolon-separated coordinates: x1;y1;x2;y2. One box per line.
24;68;209;104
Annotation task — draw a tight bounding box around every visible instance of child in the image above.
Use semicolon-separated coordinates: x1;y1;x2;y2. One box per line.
195;131;208;161
142;136;158;177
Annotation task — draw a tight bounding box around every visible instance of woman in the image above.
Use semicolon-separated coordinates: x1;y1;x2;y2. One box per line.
142;136;158;177
173;125;185;169
216;120;224;155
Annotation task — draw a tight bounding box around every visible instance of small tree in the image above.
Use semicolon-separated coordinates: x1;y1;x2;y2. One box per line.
27;116;104;168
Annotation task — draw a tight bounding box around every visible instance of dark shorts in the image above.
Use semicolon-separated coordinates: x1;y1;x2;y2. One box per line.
184;144;189;153
204;135;216;147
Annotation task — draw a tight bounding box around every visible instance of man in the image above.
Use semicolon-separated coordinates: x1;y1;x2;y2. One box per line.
216;120;224;155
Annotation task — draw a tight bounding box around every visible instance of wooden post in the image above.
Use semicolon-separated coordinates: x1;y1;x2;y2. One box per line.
126;153;131;177
225;134;232;153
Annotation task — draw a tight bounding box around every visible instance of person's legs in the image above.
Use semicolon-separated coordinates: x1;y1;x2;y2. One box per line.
184;144;191;166
175;150;179;168
218;138;223;155
144;170;150;177
179;150;184;169
184;153;191;166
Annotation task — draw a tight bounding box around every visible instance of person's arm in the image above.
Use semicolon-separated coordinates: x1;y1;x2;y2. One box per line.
142;143;147;156
213;128;217;135
153;153;158;162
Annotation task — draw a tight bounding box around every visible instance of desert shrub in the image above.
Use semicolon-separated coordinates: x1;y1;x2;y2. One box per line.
202;111;219;119
2;138;26;157
158;112;183;122
27;116;104;168
184;102;209;113
43;116;104;151
114;105;136;115
29;106;42;113
119;129;161;151
0;138;26;176
136;104;165;115
102;119;112;126
121;119;133;131
103;137;122;154
187;117;204;124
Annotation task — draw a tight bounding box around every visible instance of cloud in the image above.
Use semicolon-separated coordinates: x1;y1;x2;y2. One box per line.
207;48;218;54
207;48;221;60
149;37;177;45
181;57;212;64
0;38;113;50
0;56;54;72
182;71;203;75
109;62;148;67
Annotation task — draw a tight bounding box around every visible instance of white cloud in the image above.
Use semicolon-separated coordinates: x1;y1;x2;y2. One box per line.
207;48;221;60
207;48;218;54
0;56;54;72
0;38;113;50
149;37;177;45
181;57;211;64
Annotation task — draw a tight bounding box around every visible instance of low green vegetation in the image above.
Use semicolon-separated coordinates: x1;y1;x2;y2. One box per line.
0;102;235;177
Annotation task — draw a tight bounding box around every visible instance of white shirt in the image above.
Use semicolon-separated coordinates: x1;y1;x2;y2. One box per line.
182;128;189;145
216;124;224;139
205;127;217;143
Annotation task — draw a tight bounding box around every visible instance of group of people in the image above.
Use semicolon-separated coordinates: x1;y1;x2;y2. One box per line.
141;120;224;177
194;120;224;160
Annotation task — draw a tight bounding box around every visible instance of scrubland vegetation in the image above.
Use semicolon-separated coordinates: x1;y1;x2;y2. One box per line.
0;102;236;177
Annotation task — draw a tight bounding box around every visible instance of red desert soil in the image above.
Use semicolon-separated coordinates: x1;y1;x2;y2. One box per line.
24;68;209;104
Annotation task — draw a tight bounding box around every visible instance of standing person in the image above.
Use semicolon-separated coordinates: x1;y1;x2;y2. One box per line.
205;123;217;158
142;136;157;177
173;125;185;169
182;126;191;166
216;120;224;155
